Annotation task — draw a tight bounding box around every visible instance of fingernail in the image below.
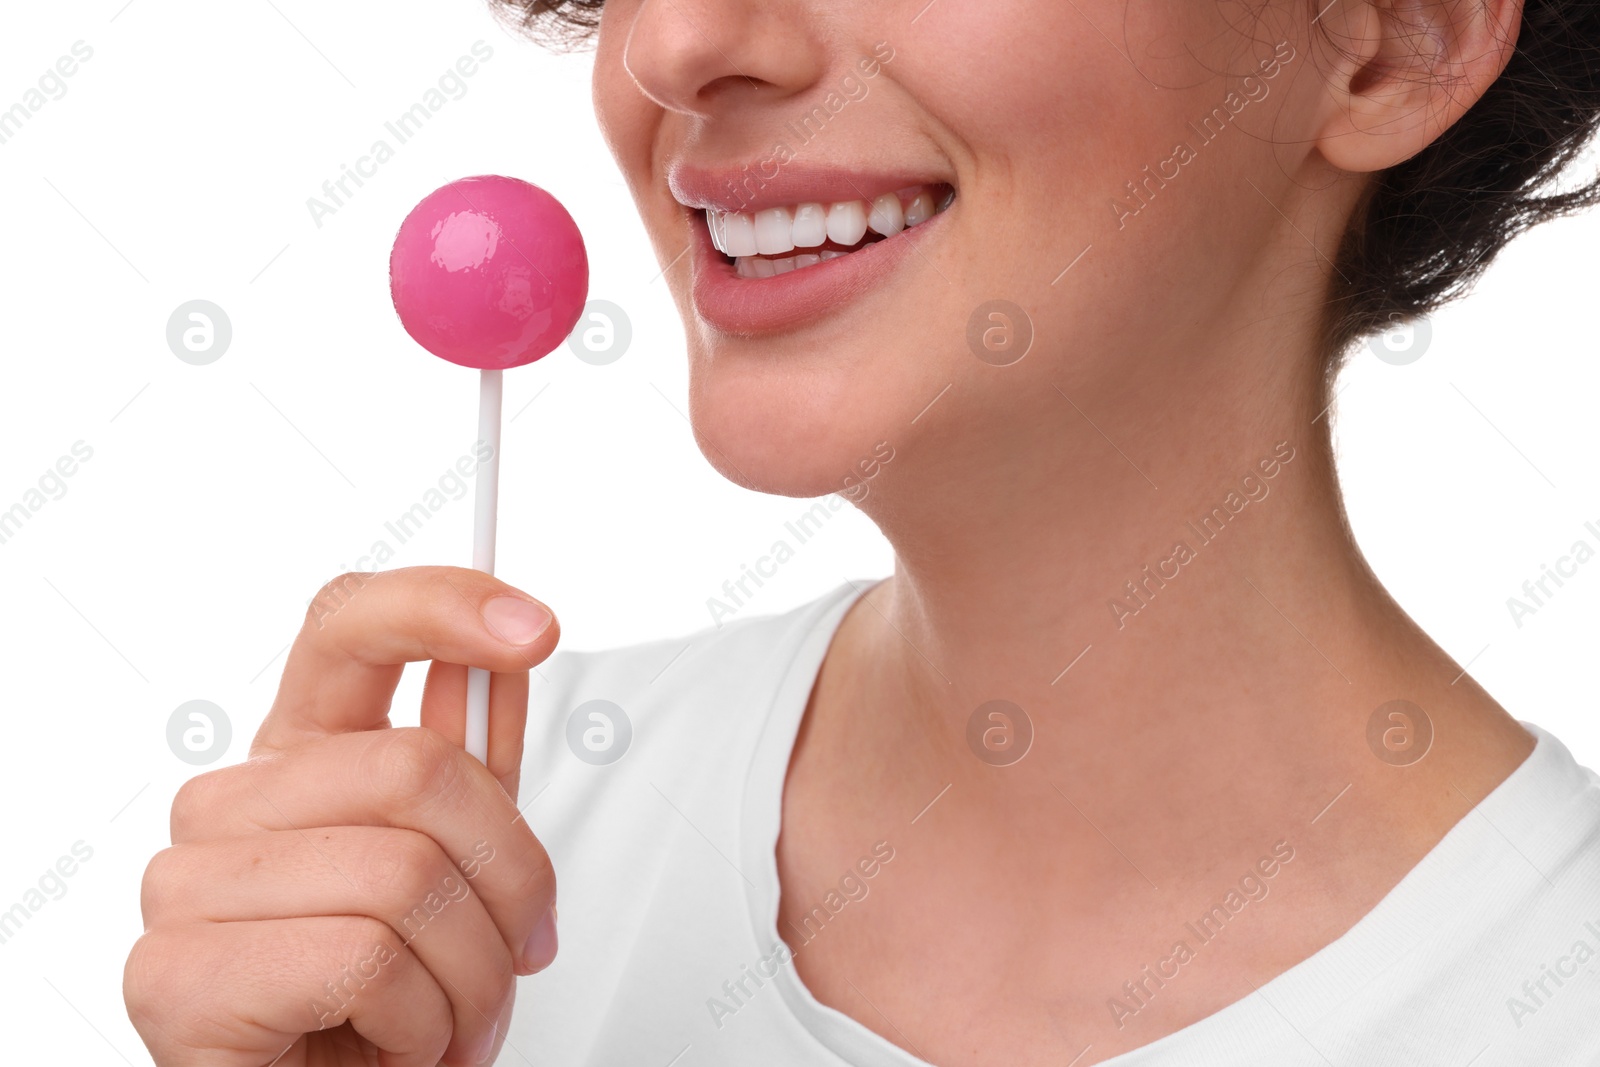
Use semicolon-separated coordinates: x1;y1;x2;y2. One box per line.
522;906;558;973
482;597;552;646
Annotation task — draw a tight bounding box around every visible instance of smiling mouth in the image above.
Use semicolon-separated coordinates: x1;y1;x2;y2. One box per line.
704;182;955;278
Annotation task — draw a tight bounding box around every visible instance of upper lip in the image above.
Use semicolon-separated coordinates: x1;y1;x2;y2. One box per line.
667;162;953;214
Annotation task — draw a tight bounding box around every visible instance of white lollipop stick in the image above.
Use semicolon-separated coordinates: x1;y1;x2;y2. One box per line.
465;368;502;763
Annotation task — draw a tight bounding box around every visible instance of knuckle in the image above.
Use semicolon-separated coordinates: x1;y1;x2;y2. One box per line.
138;847;186;925
503;829;557;911
422;564;482;590
303;916;407;1032
304;570;378;632
169;768;225;841
359;831;449;913
123;930;170;1006
319;916;412;1005
123;930;202;1046
366;728;463;812
338;913;405;965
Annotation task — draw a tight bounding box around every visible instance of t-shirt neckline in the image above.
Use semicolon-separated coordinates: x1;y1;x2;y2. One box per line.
736;578;1575;1066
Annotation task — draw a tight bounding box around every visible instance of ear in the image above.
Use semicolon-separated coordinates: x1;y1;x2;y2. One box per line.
1313;0;1523;172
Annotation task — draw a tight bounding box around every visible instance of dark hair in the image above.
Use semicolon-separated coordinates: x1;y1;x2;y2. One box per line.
489;0;603;47
490;0;1600;377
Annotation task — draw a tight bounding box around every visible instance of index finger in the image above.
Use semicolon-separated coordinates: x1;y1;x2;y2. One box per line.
254;566;559;756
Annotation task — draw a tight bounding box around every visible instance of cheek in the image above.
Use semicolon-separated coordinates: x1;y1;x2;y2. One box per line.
903;0;1223;160
903;0;1301;344
885;4;1219;334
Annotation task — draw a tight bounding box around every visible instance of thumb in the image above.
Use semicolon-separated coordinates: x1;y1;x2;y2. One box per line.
251;566;558;760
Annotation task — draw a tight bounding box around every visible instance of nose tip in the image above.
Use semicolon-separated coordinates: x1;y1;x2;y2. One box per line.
621;0;823;117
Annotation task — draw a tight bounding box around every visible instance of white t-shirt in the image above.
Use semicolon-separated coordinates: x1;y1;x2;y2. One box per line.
509;579;1600;1065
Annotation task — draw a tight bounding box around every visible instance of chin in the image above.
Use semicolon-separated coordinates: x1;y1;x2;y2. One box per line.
685;338;912;500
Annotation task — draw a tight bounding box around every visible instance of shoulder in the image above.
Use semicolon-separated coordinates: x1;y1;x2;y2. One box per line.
517;580;867;796
1304;722;1600;1061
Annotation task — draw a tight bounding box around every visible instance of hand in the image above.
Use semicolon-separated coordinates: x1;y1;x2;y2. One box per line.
124;566;561;1067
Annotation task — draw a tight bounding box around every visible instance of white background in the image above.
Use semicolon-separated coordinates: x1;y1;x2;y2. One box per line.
0;1;1595;1062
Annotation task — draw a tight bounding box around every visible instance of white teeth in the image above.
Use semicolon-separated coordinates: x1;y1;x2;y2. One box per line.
902;191;935;228
867;193;904;237
754;207;794;255
732;252;833;277
708;211;725;253
825;200;868;245
768;256;816;277
712;184;952;278
791;202;827;248
722;212;758;257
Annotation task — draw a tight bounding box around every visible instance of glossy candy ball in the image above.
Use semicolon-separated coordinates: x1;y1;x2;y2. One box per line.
390;175;589;370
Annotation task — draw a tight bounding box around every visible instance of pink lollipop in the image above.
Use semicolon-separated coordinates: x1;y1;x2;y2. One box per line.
390;175;589;761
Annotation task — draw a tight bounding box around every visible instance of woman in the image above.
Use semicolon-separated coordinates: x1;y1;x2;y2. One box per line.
124;0;1600;1063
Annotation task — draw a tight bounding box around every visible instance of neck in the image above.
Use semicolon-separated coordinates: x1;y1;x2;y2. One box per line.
839;309;1526;861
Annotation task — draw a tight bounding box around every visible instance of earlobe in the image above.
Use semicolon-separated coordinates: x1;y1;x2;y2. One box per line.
1313;0;1522;173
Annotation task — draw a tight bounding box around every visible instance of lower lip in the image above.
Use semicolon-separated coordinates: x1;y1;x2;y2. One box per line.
686;206;950;335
